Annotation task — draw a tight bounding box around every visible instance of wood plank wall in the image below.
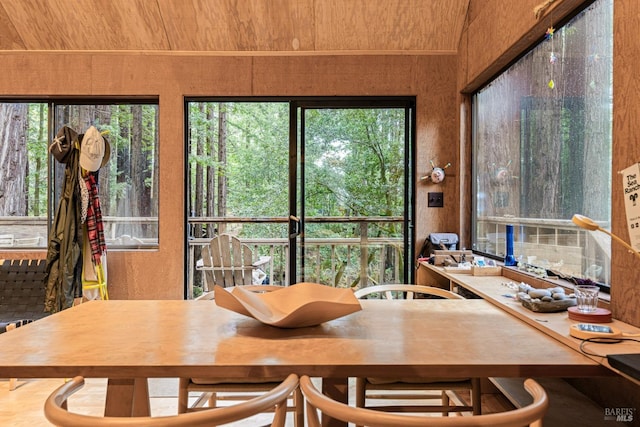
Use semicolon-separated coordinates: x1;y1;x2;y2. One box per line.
458;1;640;412
458;0;639;328
1;0;637;329
0;53;458;299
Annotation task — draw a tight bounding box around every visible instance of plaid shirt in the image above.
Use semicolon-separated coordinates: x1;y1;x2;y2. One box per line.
83;173;106;264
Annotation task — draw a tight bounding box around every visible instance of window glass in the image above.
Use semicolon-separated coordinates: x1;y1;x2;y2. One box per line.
186;99;412;298
0;103;48;247
472;0;613;286
53;103;159;248
0;101;159;249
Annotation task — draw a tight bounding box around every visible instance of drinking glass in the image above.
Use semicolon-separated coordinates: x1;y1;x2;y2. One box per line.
575;285;599;313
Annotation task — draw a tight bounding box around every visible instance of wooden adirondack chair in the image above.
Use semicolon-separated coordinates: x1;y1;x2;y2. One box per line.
197;234;270;290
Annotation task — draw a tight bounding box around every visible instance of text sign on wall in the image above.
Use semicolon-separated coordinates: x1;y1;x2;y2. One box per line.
622;162;640;251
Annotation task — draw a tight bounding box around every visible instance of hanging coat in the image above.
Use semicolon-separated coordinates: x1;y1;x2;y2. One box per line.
44;139;83;313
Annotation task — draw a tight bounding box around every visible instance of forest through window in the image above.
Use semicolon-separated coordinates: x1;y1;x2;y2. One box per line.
472;0;613;287
0;101;159;249
186;99;413;296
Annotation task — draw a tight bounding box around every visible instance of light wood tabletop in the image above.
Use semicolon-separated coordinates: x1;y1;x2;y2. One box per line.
0;298;609;423
418;262;640;385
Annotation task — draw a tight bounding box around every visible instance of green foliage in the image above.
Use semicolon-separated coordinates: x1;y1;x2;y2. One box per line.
26;103;48;216
185;101;410;287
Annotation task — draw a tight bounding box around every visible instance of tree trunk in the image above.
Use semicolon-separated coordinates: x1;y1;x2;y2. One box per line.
33;103;47;216
0;103;28;216
206;104;216;238
194;104;205;238
130;105;147;237
217;103;228;233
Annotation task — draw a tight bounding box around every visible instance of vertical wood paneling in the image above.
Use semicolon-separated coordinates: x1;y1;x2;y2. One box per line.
462;0;587;93
0;52;456;299
0;0;469;53
459;0;640;326
612;0;640;326
0;4;23;49
314;0;468;52
157;0;316;52
0;0;169;50
413;56;459;243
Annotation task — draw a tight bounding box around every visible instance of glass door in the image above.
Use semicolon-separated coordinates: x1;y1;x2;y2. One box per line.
290;99;414;288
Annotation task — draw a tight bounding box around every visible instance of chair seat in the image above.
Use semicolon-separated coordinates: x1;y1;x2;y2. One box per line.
45;374;299;427
366;377;470;385
301;375;549;427
191;377;286;385
353;285;482;420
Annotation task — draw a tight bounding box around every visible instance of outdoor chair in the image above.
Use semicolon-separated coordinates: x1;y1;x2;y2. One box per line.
300;375;548;427
45;374;299;427
197;233;271;290
353;284;481;420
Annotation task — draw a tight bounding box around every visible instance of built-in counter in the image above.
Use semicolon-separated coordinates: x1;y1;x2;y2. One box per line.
417;261;640;387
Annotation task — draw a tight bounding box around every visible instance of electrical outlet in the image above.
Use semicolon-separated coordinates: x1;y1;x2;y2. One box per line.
428;192;444;207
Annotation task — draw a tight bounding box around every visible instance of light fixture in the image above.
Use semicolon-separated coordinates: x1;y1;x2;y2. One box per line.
572;214;640;260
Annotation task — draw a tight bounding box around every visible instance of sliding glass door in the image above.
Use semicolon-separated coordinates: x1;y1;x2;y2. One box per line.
290;99;414;287
186;97;414;296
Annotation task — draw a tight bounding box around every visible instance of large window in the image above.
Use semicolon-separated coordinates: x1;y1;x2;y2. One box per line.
186;98;414;298
0;101;159;249
472;0;613;287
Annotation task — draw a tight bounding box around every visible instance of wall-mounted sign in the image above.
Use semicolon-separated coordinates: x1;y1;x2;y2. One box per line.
622;162;640;251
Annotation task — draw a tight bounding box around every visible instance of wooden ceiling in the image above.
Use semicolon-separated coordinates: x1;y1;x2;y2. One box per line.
0;0;469;54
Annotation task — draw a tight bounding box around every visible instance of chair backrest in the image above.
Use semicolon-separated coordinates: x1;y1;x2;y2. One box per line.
202;234;255;287
300;375;548;427
353;284;464;300
44;374;299;427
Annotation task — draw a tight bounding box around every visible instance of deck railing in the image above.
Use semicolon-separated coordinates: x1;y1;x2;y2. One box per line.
476;216;610;284
187;216;405;299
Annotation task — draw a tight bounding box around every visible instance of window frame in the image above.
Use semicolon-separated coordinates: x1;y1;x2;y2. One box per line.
470;0;613;292
0;97;160;251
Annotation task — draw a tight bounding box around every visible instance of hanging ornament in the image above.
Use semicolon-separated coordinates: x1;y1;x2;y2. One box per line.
545;26;555;40
545;21;556;90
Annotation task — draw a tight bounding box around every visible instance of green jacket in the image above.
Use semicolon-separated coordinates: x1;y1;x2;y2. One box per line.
44;146;83;313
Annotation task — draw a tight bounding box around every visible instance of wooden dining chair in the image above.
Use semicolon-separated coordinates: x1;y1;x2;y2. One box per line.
300;375;548;427
44;374;298;427
353;284;482;418
178;285;304;427
197;233;271;290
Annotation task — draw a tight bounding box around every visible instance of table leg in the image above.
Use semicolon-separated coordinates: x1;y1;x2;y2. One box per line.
105;378;150;417
321;377;348;427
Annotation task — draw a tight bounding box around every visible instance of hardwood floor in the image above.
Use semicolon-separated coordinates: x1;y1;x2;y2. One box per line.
0;377;513;426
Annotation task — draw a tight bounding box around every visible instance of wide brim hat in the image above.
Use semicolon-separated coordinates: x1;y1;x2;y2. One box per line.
49;126;78;164
79;126;106;172
101;135;111;168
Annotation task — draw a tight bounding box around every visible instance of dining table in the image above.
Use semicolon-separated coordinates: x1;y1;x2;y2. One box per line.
0;298;610;426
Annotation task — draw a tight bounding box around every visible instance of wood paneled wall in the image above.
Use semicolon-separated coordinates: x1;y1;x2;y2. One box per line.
457;0;640;410
2;0;637;329
0;0;468;53
458;0;639;327
0;52;458;299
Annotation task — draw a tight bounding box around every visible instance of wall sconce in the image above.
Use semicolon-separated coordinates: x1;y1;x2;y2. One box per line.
420;160;451;184
572;214;640;260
